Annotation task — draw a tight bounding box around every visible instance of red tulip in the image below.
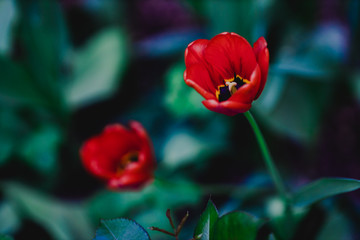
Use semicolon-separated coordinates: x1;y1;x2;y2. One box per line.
80;121;156;190
184;32;269;116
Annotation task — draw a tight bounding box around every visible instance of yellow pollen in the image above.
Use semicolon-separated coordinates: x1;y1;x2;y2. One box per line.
215;74;250;100
225;81;237;94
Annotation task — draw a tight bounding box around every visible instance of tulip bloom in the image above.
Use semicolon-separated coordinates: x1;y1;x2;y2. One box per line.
184;32;269;116
80;121;155;190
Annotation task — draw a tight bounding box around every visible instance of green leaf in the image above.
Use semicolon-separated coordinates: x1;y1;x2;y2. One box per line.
16;0;67;78
164;62;210;118
0;106;28;166
15;0;68;110
161;117;229;170
2;183;93;240
317;208;353;240
94;218;150;240
0;56;48;106
0;201;20;234
0;234;14;240
19;125;62;175
351;72;360;103
253;76;332;144
212;211;261;240
0;0;17;54
0;138;12;166
194;200;219;240
268;234;276;240
293;178;360;208
162;131;214;169
65;28;128;108
203;0;256;41
88;188;152;221
88;180;201;224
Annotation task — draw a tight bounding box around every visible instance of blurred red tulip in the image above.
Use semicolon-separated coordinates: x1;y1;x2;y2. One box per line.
80;121;155;190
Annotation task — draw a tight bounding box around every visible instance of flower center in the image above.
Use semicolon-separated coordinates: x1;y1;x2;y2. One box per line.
216;73;250;102
116;151;139;173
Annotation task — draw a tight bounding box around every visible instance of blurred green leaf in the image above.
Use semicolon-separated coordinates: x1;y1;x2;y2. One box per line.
153;179;201;208
19;125;62;176
293;178;360;208
161;117;228;170
164;62;210;118
0;234;13;240
88;179;201;224
270;22;347;79
17;0;67;75
162;131;212;169
351;71;360;103
267;197;306;240
254;76;332;144
0;56;48;106
194;200;219;240
0;140;12;166
94;218;150;240
15;0;68;110
87;189;149;222
0;201;20;235
212;211;262;240
2;183;93;240
317;208;353;240
203;0;256;41
268;234;277;240
0;107;28;166
65;28;128;108
183;0;205;16
0;0;17;54
134;208;170;240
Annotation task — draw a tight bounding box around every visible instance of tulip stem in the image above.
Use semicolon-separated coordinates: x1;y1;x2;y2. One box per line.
244;111;289;202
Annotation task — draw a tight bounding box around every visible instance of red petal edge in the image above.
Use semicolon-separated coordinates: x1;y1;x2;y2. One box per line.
253;37;269;99
202;99;252;116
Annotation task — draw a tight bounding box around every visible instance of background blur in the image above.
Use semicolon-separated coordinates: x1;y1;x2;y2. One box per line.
0;0;360;239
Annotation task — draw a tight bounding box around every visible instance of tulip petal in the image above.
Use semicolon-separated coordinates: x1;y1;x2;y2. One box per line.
102;125;140;158
185;39;220;92
80;122;156;190
253;36;269;99
80;138;117;179
108;172;153;190
228;64;261;104
129;121;155;168
202;99;251;116
183;33;269;116
204;32;257;81
184;39;209;67
129;121;150;144
184;63;217;99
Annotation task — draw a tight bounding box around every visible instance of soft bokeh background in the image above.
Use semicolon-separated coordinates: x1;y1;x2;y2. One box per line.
0;0;359;239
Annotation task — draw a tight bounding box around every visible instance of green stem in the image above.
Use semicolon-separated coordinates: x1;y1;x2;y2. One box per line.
244;111;288;202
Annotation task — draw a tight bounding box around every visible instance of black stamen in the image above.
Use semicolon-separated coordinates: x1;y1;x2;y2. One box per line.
234;75;245;88
129;154;139;162
218;85;231;102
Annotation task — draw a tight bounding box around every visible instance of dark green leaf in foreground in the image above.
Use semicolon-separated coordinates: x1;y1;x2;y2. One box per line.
0;57;47;106
0;234;13;240
293;178;360;208
212;211;261;240
94;218;150;240
194;200;219;240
